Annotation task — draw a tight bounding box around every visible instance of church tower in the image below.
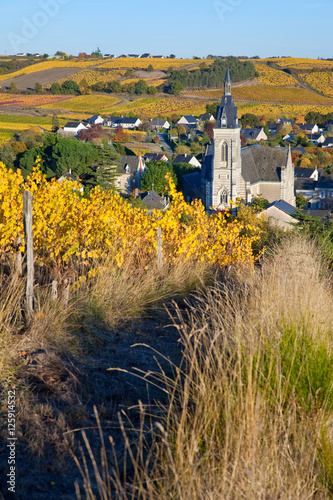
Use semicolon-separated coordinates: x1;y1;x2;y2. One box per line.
203;68;243;210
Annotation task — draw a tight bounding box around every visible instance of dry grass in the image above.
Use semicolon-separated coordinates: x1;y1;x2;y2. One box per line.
75;235;333;499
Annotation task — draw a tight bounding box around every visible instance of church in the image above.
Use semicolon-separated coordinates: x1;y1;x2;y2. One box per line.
201;68;295;210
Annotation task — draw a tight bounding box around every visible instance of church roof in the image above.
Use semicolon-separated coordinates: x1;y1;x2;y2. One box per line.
215;68;239;129
204;143;214;180
241;146;290;184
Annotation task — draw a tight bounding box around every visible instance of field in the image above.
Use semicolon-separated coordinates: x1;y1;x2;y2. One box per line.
0;114;67;135
0;94;72;107
261;57;333;69
232;85;333;105
0;129;15;144
98;57;200;70
301;71;333;97
107;97;207;117
237;102;333;120
39;94;121;113
254;63;299;86
45;69;125;88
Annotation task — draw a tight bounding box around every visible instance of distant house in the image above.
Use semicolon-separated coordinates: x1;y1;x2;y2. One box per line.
144;153;169;163
58;170;84;193
138;189;169;210
106;117;142;129
150;119;170;130
305;133;325;145
62;121;87;136
314;176;333;209
177;115;198;126
173;154;201;168
103;54;114;58
87;115;105;125
295;178;317;207
114;155;146;195
107;116;122;128
322;136;333;148
199;113;215;122
152;55;165;59
140;53;152;58
128;54;140;58
276;117;294;125
262;200;297;230
294;166;321;181
241;127;268;142
297;123;319;134
267;122;279;135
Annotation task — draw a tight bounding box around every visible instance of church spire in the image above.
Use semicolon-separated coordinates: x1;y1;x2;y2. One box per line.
224;67;231;96
215;68;239;129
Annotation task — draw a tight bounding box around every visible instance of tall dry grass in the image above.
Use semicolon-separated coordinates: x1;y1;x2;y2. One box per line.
75;234;333;499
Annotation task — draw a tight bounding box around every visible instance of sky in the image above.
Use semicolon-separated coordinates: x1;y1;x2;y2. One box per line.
1;0;333;59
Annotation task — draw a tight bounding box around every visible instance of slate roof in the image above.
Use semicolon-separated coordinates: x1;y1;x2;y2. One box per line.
144;153;168;163
265;200;297;216
277;117;294;124
241;128;265;140
140;190;166;210
298;123;317;131
183;172;201;189
151;119;169;127
294;178;317;191
116;155;142;174
322;136;333;147
120;117;140;125
294;167;316;178
173;154;198;164
300;209;332;219
316;175;333;189
241;146;289;184
291;147;307;155
199;113;214;122
180;115;197;124
64;121;82;128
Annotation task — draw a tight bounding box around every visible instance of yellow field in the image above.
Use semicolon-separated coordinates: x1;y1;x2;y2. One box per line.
120;77;167;87
0;129;15;144
45;69;124;88
98;58;200;70
301;71;333;98
39;94;121;113
262;57;333;70
237;102;333;120
0;60;103;82
109;97;207;117
254;63;298;86
0;93;72;107
232;86;333;105
0;121;53;132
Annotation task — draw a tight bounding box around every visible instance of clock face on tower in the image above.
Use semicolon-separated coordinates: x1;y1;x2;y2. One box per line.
221;118;226;125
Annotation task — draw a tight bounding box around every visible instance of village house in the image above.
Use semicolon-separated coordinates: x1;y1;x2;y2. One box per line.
241;127;268;142
177;115;198;126
174;153;201;168
113;155;146;196
150;119;170;130
87;115;105;125
62;121;88;136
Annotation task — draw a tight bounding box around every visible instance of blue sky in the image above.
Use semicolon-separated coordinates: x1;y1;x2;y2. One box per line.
1;0;333;58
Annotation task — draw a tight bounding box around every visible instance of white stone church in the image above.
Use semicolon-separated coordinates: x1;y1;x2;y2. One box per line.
201;68;295;210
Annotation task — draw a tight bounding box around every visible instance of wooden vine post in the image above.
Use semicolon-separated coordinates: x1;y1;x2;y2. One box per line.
23;190;34;321
157;227;163;271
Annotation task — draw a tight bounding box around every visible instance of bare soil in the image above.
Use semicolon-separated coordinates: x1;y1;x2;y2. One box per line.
0;68;85;91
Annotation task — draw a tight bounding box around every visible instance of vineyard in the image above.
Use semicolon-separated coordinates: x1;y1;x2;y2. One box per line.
0;161;259;274
301;71;333;98
108;97;207;117
254;63;298;86
39;94;121;113
237;102;333;120
232;86;333;105
0;94;72;107
45;69;125;88
0;115;67;135
261;58;333;69
97;58;200;70
120;77;168;87
0;59;104;83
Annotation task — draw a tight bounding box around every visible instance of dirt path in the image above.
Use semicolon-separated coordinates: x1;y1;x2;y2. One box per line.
0;309;184;499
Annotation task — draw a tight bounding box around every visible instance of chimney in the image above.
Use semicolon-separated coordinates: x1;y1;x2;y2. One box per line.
135;188;139;199
69;168;71;174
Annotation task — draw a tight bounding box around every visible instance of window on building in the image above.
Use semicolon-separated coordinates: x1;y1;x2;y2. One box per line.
221;142;228;162
220;190;228;205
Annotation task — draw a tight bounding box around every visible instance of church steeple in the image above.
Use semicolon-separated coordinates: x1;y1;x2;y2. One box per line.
215;68;239;129
224;67;231;95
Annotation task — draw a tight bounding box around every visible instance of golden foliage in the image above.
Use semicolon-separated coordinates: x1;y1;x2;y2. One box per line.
254;63;298;86
232;85;333;105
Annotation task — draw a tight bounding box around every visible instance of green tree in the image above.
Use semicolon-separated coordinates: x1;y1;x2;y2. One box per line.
173;162;200;190
169;81;184;95
240;113;260;128
34;82;43;93
61;80;79;95
95;140;119;190
147;64;154;72
19;148;43;178
9;82;17;91
50;82;61;94
141;161;177;195
135;80;149;95
52;137;98;178
296;193;308;209
251;195;269;211
147;86;157;95
52;113;59;132
107;81;122;93
0;144;16;170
